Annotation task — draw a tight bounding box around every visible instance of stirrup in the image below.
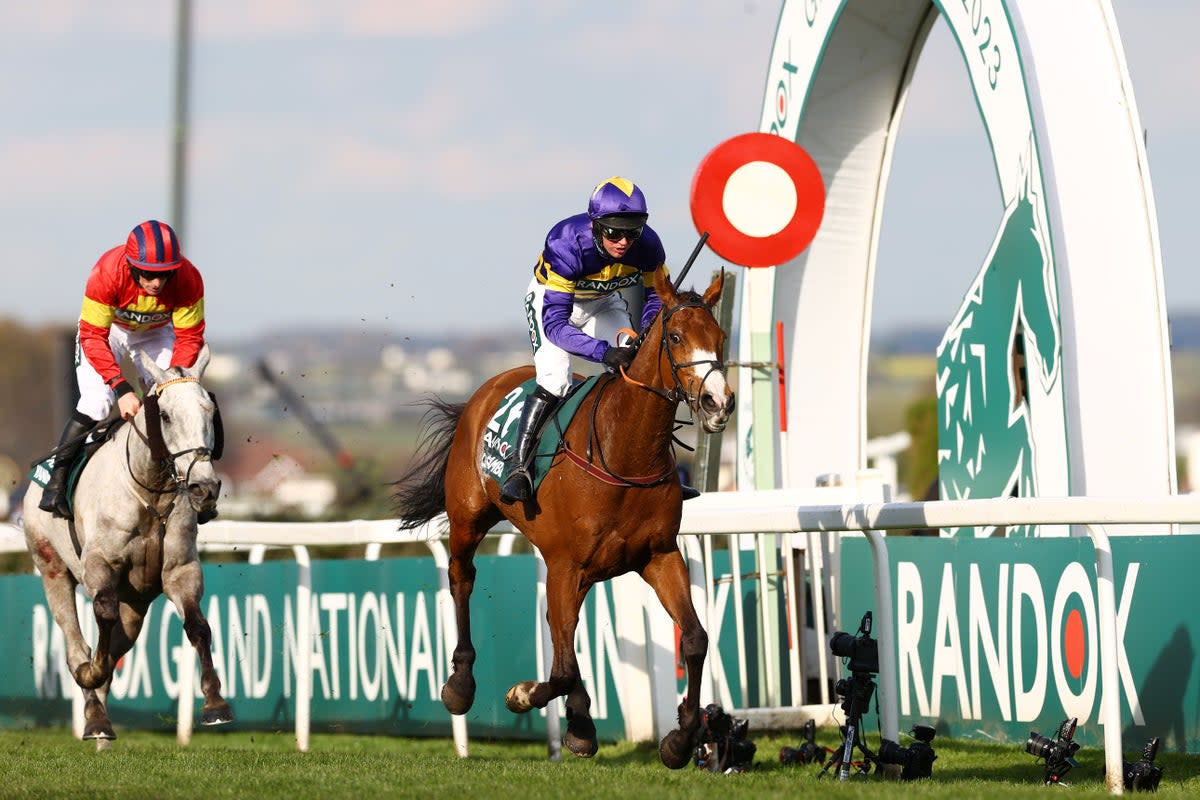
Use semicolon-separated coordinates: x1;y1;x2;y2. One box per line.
38;490;65;517
499;469;532;504
39;477;72;518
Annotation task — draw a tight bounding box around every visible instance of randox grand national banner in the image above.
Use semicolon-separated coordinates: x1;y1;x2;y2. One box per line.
0;555;627;740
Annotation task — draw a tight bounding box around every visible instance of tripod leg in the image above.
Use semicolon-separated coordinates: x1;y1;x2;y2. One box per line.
817;750;842;779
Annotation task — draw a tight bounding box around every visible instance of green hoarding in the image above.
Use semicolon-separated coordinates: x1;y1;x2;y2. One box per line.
0;554;628;740
839;535;1200;752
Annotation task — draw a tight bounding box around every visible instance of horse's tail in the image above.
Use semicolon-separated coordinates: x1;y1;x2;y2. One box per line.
393;397;464;530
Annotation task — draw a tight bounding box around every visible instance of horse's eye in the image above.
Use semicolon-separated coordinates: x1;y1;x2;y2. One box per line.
669;332;682;346
160;411;171;424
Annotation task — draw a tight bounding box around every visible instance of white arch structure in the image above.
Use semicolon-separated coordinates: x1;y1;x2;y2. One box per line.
738;0;1176;524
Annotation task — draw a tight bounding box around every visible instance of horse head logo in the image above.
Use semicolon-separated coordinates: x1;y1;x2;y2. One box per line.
936;137;1064;535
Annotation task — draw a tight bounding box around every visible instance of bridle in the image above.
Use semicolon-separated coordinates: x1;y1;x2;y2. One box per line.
563;296;727;488
620;297;727;408
125;375;214;504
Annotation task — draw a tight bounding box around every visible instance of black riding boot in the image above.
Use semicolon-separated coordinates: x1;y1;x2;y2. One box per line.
499;386;560;504
38;411;97;519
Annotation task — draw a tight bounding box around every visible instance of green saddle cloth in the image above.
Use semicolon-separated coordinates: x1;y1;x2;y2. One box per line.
482;376;599;495
29;450;95;516
28;421;120;515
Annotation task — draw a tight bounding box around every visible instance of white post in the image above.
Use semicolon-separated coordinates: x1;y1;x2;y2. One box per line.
425;538;469;758
534;549;562;759
782;532;803;705
728;534;749;708
863;530;898;744
807;530;831;704
1086;525;1125;796
754;532;778;705
175;635;194;745
292;545;311;753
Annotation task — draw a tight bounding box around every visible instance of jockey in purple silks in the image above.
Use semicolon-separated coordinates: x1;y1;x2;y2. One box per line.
501;176;698;504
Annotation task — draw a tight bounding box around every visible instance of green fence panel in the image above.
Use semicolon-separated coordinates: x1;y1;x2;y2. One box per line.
839;535;1200;752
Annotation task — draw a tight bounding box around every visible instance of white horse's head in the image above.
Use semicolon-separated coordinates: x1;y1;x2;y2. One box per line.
134;344;221;516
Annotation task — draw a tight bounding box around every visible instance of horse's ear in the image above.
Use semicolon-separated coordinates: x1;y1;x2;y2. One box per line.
702;270;725;308
133;350;168;385
189;343;211;379
655;267;678;307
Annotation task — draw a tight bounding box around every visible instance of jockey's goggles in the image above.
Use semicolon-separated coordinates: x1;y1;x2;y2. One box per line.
130;265;177;282
598;224;643;243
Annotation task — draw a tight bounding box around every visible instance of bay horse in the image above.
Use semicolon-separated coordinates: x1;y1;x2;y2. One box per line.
22;344;231;742
393;270;734;767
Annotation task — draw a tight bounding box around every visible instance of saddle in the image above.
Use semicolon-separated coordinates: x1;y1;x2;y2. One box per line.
28;418;126;515
482;376;599;497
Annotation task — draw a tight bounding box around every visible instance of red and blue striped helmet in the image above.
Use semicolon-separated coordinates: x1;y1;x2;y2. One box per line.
587;177;648;228
125;220;182;271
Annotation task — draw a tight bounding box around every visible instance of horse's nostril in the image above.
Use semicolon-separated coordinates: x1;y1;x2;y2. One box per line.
189;481;220;501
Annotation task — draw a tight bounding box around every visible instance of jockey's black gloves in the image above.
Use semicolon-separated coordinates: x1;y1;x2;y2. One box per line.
602;345;636;372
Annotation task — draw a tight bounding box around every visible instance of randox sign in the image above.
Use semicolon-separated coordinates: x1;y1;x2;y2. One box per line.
839;535;1200;752
0;555;630;740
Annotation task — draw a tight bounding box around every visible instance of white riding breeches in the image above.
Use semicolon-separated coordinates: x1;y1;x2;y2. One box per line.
75;323;176;421
524;279;635;397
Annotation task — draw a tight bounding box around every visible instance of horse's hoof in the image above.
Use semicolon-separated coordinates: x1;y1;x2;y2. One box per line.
505;680;538;713
82;722;116;741
201;703;234;725
564;731;598;758
441;680;475;715
659;729;693;769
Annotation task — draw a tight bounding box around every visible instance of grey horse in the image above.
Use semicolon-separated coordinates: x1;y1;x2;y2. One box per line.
22;344;231;741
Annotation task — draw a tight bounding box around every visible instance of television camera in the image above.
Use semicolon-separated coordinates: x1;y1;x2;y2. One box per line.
1123;737;1164;792
694;703;756;773
818;611;881;781
878;724;938;780
779;719;828;766
1026;717;1081;785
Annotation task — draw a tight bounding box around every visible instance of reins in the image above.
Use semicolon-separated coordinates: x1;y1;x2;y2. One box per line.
124;375;214;506
561;294;728;489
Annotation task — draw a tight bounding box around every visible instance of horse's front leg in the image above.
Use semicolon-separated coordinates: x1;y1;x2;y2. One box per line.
76;554;121;693
505;566;597;758
643;550;709;769
163;558;233;726
441;523;488;715
82;600;149;746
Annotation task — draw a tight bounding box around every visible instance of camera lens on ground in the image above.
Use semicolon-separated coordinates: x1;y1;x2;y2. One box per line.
1025;732;1056;760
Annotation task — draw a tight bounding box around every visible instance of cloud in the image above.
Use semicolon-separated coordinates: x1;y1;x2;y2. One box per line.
1;1;525;42
0;128;168;207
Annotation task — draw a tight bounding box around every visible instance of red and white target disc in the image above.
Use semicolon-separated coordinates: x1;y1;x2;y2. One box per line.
690;132;825;268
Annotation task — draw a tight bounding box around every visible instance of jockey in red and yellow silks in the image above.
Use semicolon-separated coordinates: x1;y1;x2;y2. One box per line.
78;243;205;397
37;220;209;519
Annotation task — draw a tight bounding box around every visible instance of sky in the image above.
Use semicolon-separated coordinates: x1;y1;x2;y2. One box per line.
1;1;1197;344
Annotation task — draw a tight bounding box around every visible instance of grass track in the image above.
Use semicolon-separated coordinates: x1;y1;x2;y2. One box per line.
0;728;1197;799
